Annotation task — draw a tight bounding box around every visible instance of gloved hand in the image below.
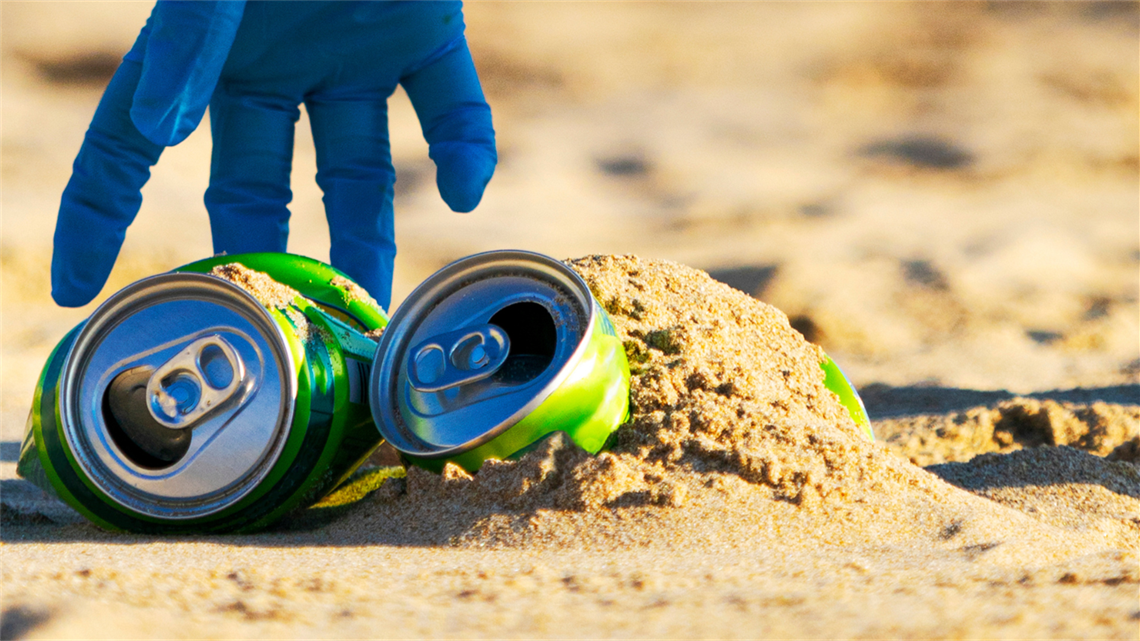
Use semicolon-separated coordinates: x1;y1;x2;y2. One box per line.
51;0;496;310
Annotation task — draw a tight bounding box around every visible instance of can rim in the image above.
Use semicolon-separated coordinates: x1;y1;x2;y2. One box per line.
369;250;597;459
58;272;298;520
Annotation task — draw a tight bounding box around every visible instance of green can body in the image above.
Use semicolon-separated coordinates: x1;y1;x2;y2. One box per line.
18;253;387;533
820;355;874;441
414;301;630;474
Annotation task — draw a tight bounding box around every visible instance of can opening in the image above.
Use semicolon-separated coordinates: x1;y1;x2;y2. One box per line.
489;302;557;384
103;367;191;470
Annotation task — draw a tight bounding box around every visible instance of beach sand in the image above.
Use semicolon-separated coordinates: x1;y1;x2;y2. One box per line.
2;3;1138;639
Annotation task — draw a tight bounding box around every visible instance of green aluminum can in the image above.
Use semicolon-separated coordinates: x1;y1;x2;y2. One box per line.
368;250;631;473
821;355;874;441
17;253;387;533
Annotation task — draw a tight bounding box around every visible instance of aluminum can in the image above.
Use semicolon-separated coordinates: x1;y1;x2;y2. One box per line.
18;253;387;533
369;250;631;472
820;355;874;441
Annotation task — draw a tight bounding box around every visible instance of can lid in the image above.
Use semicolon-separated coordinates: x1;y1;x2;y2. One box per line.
369;251;594;458
59;273;296;520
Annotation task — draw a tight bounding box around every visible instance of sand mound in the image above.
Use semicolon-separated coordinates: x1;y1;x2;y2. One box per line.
342;254;894;518
929;447;1140;547
878;397;1140;466
295;256;1139;582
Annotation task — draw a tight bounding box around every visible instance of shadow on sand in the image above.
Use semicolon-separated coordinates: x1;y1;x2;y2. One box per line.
860;383;1139;419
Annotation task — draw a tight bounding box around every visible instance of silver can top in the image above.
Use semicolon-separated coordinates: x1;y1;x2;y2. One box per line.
59;273;296;520
369;250;595;458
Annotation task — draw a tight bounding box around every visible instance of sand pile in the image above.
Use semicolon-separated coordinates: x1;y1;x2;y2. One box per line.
332;254;884;518
929;447;1140;544
292;256;1139;577
878;397;1140;466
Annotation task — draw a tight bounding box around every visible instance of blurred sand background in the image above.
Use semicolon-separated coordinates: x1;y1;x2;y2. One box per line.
1;1;1138;639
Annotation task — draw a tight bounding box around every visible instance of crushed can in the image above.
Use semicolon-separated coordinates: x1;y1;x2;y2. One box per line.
17;253;387;533
369;250;631;472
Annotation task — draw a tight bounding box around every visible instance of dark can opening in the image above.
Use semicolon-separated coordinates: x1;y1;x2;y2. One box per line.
489;302;557;384
103;367;191;470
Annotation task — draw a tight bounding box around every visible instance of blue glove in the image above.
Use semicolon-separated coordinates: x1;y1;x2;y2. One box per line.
52;0;496;310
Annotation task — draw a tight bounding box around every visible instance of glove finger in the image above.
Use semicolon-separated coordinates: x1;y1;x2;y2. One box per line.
402;39;496;213
204;89;300;257
306;96;397;310
52;59;165;308
130;0;245;146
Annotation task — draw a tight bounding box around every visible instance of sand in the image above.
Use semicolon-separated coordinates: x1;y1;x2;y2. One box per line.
877;396;1140;465
328;276;381;312
208;263;302;311
4;255;1139;639
2;2;1138;639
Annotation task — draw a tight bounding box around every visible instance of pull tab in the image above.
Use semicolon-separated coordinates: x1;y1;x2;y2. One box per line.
407;324;510;393
146;335;248;429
